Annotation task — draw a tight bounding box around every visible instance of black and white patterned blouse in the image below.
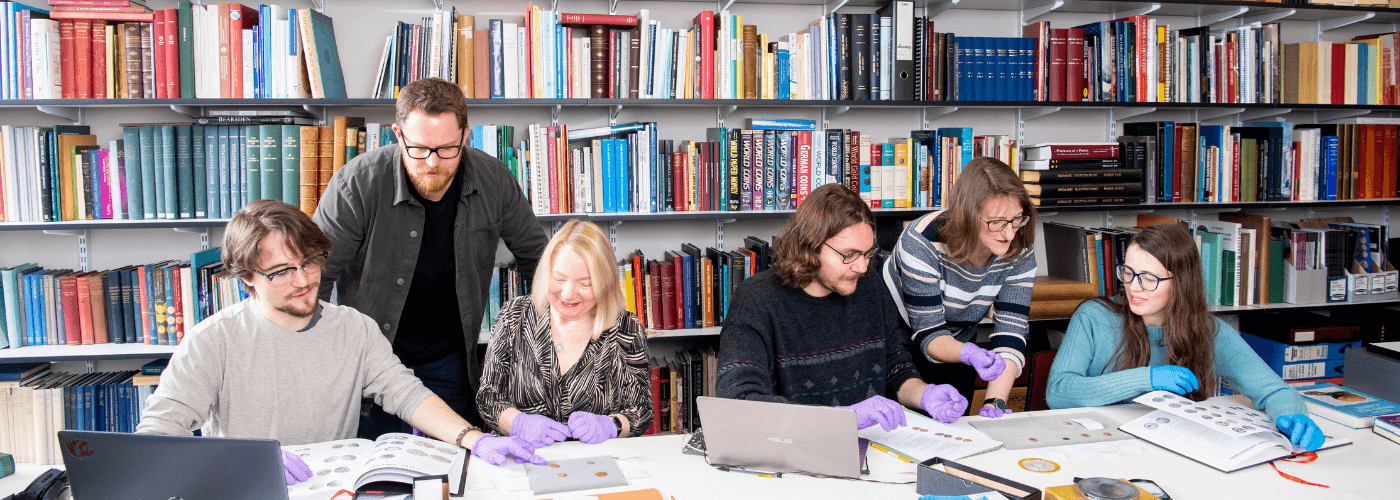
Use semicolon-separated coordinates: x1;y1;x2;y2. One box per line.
476;297;653;437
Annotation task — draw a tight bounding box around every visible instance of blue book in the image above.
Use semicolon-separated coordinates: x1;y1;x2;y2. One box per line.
489;19;504;98
122;269;138;343
937;127;973;170
175;125;194;218
747;119;817;131
1323;136;1339;200
152;126;168;219
215;126;229;218
1245;121;1294;201
252;12;263;98
137;127;158;219
1240;332;1359;365
680;252;694;328
120;128;143;219
777;43;790;100
1293;380;1400;428
622;137;633;212
998;37;1010;101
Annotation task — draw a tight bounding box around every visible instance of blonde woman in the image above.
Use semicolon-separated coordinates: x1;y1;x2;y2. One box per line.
476;220;653;449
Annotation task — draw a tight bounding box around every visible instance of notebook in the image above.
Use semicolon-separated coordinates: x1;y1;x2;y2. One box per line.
59;430;289;500
695;396;862;478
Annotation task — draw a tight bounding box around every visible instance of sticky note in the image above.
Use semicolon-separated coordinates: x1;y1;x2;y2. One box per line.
1069;418;1105;430
1088;442;1116;453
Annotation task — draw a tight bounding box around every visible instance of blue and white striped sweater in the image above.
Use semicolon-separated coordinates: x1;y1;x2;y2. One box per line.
882;211;1037;373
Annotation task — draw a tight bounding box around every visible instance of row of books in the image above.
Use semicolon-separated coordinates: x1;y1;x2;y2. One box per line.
0;248;246;349
0;368;155;465
0;117;387;223
645;346;716;435
1019;140;1150;206
1124;120;1400;204
0;0;348;100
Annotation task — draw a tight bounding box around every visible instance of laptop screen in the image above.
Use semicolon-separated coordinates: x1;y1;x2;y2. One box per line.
59;430;289;500
695;396;863;478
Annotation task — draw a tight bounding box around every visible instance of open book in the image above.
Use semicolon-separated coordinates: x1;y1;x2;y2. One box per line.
282;432;467;500
857;409;1002;463
1119;391;1351;472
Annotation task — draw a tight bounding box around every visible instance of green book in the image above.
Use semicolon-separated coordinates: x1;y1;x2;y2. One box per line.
301;9;348;99
74;145;100;219
260;124;282;202
136;126;157;219
152;126;167;218
1196;230;1223;306
176;125;194;219
244;125;261;203
191;125;206;218
1268;239;1285;304
160;125;178;219
281;124;300;205
1239;137;1258;203
177;2;195;99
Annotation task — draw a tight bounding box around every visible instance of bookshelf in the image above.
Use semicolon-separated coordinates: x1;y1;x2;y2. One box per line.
3;0;1400;368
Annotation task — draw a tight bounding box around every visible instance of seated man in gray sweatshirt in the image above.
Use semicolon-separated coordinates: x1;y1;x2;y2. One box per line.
136;200;543;485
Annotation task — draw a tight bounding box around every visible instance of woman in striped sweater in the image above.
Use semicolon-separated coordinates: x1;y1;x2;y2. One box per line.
882;158;1038;418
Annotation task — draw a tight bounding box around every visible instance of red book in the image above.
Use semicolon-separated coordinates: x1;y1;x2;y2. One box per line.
1047;28;1067;102
670;252;686;330
796;131;811;207
61;274;82;345
1022;21;1049;101
74;19;92;98
647;363;660;435
1067;28;1085;102
1023;144;1120;159
659;260;677;330
48;0;141;6
90;20;107;99
672;151;687;211
162;8;179;99
473;30;489;99
88;273;110;344
869;139;882;208
154;9;169;98
547;127;559;214
76;273;96;345
59;20;77;99
171;265;184;345
692;11;714;99
698;142;710;211
631;252;646;326
847;131;860;194
53;5;152;13
1332;44;1346;105
1232;138;1241;202
136;265;149;344
1110;15;1148;101
1384;126;1397;198
647;261;662;330
49;11;154;21
227;4;257;99
557;13;638;27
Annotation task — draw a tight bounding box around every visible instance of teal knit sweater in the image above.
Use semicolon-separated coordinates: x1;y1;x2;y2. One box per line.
1046;299;1307;420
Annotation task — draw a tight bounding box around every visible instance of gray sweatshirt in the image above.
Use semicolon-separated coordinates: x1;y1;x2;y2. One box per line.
136;300;434;445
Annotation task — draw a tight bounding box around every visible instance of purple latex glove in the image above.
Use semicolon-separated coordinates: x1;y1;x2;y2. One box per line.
960;343;1006;381
509;413;570;448
567;411;619;444
838;395;907;432
920;384;968;424
471;434;546;466
978;405;1013;419
281;449;311;485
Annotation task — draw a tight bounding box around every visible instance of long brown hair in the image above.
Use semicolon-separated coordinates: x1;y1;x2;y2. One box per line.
937;157;1036;264
772;184;874;288
1099;223;1217;402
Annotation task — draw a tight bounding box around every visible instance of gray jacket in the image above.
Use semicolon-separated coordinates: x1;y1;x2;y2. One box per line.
313;144;548;391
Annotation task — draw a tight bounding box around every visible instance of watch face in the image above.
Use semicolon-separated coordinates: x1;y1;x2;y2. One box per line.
985;398;1007;410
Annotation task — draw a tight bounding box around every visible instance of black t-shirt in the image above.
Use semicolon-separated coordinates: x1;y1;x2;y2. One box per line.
394;170;468;366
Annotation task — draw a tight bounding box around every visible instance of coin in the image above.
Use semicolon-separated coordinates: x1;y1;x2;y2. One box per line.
596;472;608;477
1018;458;1061;473
557;473;567;477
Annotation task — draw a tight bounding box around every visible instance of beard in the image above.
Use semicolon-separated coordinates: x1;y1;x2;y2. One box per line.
276;286;318;318
814;270;862;297
408;166;456;197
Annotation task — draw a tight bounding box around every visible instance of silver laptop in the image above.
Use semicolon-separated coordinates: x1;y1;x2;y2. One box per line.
695;396;863;478
59;430;288;500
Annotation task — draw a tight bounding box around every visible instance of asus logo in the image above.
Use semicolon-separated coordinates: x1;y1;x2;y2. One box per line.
765;437;793;444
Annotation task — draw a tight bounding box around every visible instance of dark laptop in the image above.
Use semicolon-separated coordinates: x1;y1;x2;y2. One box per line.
58;430;288;500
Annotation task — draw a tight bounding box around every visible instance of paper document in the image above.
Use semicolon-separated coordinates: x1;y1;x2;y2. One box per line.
858;410;1001;462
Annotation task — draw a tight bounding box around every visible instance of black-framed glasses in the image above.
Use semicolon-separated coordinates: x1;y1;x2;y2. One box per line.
825;243;880;264
1115;264;1172;292
981;215;1031;232
251;252;329;286
398;130;465;160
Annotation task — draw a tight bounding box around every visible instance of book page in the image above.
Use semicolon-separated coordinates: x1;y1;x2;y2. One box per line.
857;410;1002;462
283;438;376;500
355;433;467;493
1120;410;1288;472
1132;391;1281;440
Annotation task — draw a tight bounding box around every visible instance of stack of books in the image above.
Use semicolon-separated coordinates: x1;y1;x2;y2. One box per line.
1019;142;1145;207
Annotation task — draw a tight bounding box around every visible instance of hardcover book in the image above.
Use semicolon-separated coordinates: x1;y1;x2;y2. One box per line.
282;433;466;500
1290;380;1400;428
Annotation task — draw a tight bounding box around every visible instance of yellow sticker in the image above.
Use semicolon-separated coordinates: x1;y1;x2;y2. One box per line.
1018;457;1060;473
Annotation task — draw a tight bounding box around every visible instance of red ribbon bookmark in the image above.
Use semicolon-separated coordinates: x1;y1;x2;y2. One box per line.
1270;452;1328;488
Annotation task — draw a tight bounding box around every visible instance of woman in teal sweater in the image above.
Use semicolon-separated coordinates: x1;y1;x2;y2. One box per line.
1046;224;1324;451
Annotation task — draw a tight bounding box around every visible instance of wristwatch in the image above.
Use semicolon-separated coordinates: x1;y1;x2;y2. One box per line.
610;415;624;436
983;398;1008;411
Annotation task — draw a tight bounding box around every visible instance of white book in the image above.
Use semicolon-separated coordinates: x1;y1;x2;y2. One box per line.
541;10;555;99
267;5;289;98
428;12;443;79
371;34;393;98
206;6;221;98
517;27;527;99
481;125;497;159
287;8;308;98
108;140;123;220
34;19;61;99
573;148;587;213
530;125;548;214
638;10;652;98
639;124;652;212
283;433;467;500
619;30;631;98
242;29;254;98
503;22;519;99
193;6;205;97
591;140;604;212
650;26;668;100
1240;228;1256;304
3;126;20;221
879;17;890;100
575;35;589;98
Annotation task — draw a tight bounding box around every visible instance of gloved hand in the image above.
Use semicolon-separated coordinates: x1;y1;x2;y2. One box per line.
509;413;570;448
920;384;969;424
960;343;1006;381
838;395;907;432
567;411;618;444
1276;414;1325;452
471;434;547;466
281;449;311;485
978;405;1013;419
1149;365;1200;395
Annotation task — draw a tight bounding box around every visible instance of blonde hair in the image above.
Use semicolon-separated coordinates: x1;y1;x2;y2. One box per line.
531;220;626;337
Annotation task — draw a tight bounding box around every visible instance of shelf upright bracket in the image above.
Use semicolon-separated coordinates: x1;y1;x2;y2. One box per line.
1021;0;1064;26
717;105;738;129
1242;8;1295;26
42;229;91;272
311;0;324;14
36;105;81;124
174;227;212;251
822;105;850;129
1238;108;1291;123
1016;107;1059;144
1115;3;1160;18
1103;212;1113;228
716;218;737;251
551;104;562;127
610;0;619;15
1200;6;1249;26
826;0;850;17
720;0;737;12
608;221;623;247
1106;107;1155;142
169;105;202;118
925;0;959;19
1316;109;1371;122
302;104;326;123
1320;12;1375;32
610;105;623;126
921;106;958;129
432;0;443;13
1196;107;1245;122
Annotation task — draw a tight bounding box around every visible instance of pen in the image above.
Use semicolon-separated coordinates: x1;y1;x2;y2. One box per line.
717;466;783;478
869;442;914;464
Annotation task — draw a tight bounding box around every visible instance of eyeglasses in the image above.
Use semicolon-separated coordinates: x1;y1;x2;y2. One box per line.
251;252;328;286
825;243;880;264
981;215;1031;232
1115;264;1172;292
398;131;465;160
